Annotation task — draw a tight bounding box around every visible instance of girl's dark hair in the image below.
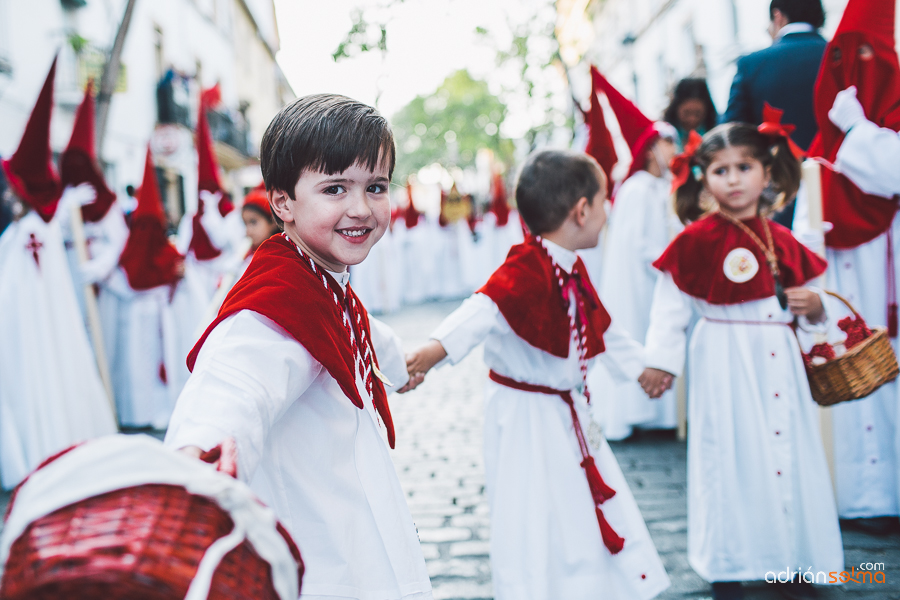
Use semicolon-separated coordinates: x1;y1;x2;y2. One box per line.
241;202;275;224
663;78;718;133
674;122;801;224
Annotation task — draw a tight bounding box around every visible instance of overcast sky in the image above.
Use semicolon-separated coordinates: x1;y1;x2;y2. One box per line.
271;0;542;129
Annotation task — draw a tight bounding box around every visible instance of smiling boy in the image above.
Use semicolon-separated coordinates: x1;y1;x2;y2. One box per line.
165;94;432;600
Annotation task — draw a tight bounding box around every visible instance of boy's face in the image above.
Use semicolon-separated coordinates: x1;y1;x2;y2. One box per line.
579;185;608;249
274;161;391;272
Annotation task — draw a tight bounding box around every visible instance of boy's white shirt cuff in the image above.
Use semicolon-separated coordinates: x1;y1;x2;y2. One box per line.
431;293;500;366
795;286;830;334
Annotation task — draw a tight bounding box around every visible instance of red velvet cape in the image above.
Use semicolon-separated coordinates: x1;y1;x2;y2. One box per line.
187;235;395;448
653;214;827;304
478;237;611;359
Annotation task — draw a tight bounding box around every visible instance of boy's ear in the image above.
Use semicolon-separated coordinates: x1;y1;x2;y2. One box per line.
572;196;590;227
269;189;295;224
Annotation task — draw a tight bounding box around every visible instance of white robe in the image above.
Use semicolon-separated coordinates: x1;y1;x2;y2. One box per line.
59;202;129;321
350;226;402;315
595;172;682;440
815;119;900;519
431;240;669;600
0;212;117;489
164;274;432;600
645;273;843;582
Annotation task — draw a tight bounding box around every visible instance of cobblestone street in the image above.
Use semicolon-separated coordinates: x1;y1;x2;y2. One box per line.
0;300;897;598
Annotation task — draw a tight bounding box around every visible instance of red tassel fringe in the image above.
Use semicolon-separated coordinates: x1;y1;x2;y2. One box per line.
581;456;616;504
158;362;167;384
889;303;898;338
595;507;625;554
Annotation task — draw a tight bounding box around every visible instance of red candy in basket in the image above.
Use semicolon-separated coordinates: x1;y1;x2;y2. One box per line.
837;315;874;350
0;435;303;600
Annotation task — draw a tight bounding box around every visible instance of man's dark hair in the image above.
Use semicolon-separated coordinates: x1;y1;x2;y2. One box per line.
770;0;825;29
260;94;396;225
514;149;604;235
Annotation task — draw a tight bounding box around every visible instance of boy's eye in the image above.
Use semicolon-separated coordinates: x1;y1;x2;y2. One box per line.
367;184;387;194
323;185;345;195
738;163;753;172
713;167;727;176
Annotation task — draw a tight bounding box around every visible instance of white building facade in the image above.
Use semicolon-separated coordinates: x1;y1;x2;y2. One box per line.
0;0;293;224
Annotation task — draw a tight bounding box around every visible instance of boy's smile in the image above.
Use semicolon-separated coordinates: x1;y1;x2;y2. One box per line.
271;161;391;272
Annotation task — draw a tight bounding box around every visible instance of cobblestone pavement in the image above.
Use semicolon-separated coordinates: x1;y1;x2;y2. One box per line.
379;300;900;600
1;300;897;599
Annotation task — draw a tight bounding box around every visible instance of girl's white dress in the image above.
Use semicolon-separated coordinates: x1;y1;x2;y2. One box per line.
645;273;844;581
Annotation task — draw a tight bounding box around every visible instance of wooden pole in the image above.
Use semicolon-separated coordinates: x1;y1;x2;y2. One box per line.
69;201;118;424
802;159;835;488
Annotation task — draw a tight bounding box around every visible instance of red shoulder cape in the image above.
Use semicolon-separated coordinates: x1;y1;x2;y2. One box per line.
477;237;611;359
187;235;395;448
652;214;827;304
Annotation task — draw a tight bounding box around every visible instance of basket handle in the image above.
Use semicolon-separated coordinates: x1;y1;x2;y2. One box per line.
822;289;866;323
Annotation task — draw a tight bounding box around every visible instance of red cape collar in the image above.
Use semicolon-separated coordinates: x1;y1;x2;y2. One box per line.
187;235;395;448
652;213;827;304
477;237;611;359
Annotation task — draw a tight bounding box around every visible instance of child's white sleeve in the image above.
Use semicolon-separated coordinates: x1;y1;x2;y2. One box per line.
431;293;504;365
165;310;321;482
644;272;693;377
369;316;411;390
597;319;645;383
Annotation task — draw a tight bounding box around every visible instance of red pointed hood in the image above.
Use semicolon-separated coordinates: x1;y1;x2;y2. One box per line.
1;55;61;222
197;85;229;206
489;171;510;226
590;67;657;179
809;0;900;248
119;147;183;290
586;66;618;198
404;181;421;228
60;80;117;223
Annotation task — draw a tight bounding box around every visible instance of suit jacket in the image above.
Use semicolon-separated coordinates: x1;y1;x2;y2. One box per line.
723;31;826;150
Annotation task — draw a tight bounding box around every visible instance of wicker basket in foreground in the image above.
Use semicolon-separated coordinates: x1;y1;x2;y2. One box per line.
0;436;303;600
805;291;900;406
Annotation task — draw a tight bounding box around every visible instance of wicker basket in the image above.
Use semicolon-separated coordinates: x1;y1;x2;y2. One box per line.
0;439;303;600
804;291;900;406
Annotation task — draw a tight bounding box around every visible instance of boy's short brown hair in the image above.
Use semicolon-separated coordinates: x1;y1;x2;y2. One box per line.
260;94;396;226
514;149;605;235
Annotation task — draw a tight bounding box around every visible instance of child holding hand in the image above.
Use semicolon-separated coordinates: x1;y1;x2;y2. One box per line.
406;150;669;600
165;95;431;600
640;121;843;600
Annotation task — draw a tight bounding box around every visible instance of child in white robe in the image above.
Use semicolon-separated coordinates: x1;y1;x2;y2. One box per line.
640;122;843;600
596;124;681;440
165;94;433;600
405;149;670;600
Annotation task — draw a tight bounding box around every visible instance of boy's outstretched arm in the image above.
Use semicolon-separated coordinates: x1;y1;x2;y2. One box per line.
398;340;448;393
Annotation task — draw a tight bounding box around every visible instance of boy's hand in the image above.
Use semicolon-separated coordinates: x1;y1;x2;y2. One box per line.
785;287;825;323
178;445;203;459
638;368;675;399
401;340;449;393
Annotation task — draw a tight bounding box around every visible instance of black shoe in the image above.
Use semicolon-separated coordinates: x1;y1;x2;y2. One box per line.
841;516;900;536
777;580;818;600
711;581;744;600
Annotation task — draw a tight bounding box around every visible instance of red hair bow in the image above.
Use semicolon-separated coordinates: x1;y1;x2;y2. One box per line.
758;103;805;160
670;130;703;194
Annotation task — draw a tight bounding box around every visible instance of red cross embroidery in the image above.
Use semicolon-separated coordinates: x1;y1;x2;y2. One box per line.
25;233;43;268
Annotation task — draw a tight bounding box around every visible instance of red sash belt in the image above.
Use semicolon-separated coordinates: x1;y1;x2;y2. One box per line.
704;317;791;326
488;370;625;554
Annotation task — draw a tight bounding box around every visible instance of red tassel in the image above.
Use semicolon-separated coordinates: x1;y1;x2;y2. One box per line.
595;507;625;554
158;362;167;384
581;455;616;504
889;303;898;338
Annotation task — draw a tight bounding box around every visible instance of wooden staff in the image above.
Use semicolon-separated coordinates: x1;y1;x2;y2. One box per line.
69;201;118;423
802;159;835;488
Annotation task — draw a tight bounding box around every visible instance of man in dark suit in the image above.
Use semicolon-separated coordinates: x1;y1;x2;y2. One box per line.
724;0;826;228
